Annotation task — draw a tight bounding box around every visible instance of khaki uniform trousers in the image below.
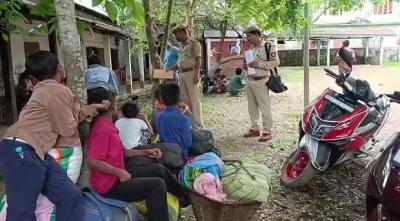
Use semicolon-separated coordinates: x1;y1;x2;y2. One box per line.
179;70;203;125
246;78;273;133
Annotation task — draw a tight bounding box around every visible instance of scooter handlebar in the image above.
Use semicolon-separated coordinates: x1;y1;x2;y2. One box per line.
381;93;400;104
324;68;340;79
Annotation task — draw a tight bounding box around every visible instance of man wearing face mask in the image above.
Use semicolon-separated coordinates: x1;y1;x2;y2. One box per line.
0;50;110;220
243;26;280;142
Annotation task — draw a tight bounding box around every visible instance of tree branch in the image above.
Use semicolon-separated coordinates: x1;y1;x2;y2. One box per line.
312;5;333;23
209;55;243;76
160;0;174;60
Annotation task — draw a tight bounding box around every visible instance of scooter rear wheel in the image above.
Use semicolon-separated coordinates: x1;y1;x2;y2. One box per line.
280;149;317;189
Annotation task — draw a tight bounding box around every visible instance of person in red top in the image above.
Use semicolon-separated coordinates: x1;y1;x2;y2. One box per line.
86;89;169;221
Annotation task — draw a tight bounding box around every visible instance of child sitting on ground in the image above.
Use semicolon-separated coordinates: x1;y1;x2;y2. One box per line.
115;100;154;149
157;83;193;158
200;71;211;95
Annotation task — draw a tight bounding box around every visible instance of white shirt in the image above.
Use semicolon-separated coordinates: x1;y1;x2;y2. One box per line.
115;118;148;149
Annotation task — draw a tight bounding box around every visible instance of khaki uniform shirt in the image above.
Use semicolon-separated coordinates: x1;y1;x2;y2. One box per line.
178;38;202;69
3;79;98;160
251;41;280;77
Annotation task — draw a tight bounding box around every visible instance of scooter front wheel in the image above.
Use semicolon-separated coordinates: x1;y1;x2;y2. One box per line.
280;149;318;189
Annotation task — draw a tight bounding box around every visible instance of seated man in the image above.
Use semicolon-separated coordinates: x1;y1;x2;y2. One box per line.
86;89;169;221
157;83;193;158
228;67;245;96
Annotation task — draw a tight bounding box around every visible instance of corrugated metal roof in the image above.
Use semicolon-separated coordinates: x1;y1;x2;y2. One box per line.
203;29;243;38
76;16;131;37
311;28;397;38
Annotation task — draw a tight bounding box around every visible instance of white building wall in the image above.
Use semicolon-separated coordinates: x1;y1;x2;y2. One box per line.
9;19;119;83
9;20;50;84
314;2;400;24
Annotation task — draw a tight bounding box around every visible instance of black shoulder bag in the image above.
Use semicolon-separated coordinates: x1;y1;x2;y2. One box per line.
262;43;288;93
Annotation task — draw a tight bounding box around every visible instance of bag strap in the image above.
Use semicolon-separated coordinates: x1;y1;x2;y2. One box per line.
263;42;278;75
263;42;271;62
222;160;256;180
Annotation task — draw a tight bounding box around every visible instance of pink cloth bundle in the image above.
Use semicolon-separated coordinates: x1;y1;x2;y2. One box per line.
193;173;226;202
0;194;54;221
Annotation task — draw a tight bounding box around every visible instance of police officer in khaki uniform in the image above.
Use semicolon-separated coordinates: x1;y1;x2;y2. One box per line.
167;25;203;125
243;26;280;142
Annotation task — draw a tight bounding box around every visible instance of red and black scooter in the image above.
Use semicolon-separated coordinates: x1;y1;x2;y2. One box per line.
366;93;400;220
280;68;396;188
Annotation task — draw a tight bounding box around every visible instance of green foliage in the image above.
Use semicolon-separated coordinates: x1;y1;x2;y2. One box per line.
92;0;144;24
0;0;27;40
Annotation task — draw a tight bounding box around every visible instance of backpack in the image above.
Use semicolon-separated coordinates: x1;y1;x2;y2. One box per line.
263;42;288;93
221;159;272;203
81;188;140;221
125;143;185;173
189;129;215;157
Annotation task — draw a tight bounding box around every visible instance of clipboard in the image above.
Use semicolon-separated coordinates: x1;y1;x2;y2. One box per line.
153;69;174;79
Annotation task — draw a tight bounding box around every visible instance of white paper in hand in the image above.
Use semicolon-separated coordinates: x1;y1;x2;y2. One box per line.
244;50;256;75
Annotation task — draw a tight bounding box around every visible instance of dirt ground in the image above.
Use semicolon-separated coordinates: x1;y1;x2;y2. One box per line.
181;65;400;221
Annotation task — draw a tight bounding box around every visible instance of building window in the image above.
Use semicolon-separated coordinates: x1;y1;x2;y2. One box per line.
24;42;40;58
373;0;393;14
86;47;105;67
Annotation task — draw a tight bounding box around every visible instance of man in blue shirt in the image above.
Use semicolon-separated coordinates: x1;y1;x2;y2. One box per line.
157;83;192;157
162;41;180;83
84;54;119;99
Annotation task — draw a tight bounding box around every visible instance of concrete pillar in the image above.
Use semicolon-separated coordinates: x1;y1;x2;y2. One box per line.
326;37;331;66
206;38;211;70
379;36;384;66
148;52;153;84
123;39;133;93
317;40;321;66
138;46;145;88
103;35;112;68
80;35;88;68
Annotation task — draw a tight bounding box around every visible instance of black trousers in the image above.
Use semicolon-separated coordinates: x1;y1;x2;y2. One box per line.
126;164;185;198
87;87;117;100
102;177;169;221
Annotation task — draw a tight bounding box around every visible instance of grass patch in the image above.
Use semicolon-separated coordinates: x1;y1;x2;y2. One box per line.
383;60;400;67
285;111;302;120
272;138;296;149
280;69;304;83
201;95;214;116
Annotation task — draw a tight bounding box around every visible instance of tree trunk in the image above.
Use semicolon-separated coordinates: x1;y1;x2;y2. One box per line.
142;0;162;98
160;0;174;60
185;0;196;35
53;0;88;189
53;0;86;103
216;20;227;63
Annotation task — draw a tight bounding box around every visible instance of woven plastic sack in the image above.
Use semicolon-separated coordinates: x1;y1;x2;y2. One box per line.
222;159;272;203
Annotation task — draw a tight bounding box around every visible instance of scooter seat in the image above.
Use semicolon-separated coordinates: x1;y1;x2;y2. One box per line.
359;98;387;127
